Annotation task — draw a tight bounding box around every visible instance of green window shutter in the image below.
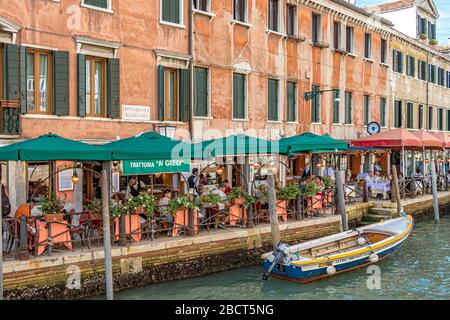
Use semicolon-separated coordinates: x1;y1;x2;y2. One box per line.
19;46;27;114
4;44;20;102
233;73;245;119
194;67;208;117
286;82;296;122
107;58;120;119
268;79;278;121
53;51;69;116
171;0;180;24
158;66;165;120
77;54;86;117
179;68;189;122
84;0;108;9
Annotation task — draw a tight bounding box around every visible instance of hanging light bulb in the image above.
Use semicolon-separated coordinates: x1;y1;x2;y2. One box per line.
316;162;322;169
425;159;429;164
215;166;224;176
71;169;80;185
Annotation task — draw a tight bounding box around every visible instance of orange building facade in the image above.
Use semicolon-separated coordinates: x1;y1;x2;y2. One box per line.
0;0;394;145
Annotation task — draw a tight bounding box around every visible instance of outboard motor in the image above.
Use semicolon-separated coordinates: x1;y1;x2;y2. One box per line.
262;242;290;281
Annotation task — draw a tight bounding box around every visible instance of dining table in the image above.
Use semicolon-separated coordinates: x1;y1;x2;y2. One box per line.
36;220;72;256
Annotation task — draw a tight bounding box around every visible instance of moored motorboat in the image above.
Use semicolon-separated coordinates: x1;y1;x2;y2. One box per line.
262;212;413;283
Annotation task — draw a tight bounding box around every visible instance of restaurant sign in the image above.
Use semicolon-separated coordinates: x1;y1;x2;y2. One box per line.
123;159;190;175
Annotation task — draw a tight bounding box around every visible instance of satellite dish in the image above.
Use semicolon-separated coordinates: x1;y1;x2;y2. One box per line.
367;122;381;135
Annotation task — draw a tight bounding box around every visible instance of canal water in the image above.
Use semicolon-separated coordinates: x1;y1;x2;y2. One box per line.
108;216;450;300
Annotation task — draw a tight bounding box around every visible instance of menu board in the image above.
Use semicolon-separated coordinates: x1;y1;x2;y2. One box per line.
58;170;73;191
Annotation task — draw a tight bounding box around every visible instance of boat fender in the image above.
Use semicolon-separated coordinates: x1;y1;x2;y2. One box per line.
369;253;379;263
326;266;336;275
357;237;366;245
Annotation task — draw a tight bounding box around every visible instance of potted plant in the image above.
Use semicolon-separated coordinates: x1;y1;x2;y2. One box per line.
39;194;65;222
301;181;321;198
419;33;428;40
227;187;255;207
126;194;156;218
429;39;438;45
85;198;102;219
200;193;224;208
168;195;198;214
322;176;335;190
276;184;301;223
110;202;128;218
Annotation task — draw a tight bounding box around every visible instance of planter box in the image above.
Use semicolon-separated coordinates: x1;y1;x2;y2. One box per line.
45;213;65;223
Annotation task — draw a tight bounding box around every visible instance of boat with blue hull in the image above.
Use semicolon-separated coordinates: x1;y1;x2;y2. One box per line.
262;213;413;283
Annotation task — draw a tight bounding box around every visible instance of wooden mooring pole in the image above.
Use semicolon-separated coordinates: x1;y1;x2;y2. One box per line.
430;162;440;223
101;170;114;300
391;166;402;217
335;170;348;231
267;173;280;248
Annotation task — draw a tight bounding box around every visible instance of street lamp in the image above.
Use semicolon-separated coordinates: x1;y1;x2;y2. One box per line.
153;123;177;139
304;88;340;102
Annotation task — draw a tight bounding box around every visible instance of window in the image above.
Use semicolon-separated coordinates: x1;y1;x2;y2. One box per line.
312;13;322;43
164;68;178;121
268;79;279;121
363;95;370;125
406;102;414;129
85;56;106;117
418;105;424;129
417;15;427;35
234;0;247;22
286;4;297;37
82;0;111;10
346;26;354;53
406;56;415;77
381;39;387;64
286;81;297;122
447;71;450;88
311;85;320;123
332;89;340;124
380;98;386;127
428;106;433;130
418;60;427;80
394;100;402;128
344;91;353;124
161;0;182;25
429;64;436;83
364;33;372;59
393;50;403;73
193;0;209;12
333;21;341;50
26;49;52;114
447;110;450;131
428;22;436;40
438;108;444;131
194;67;209;117
438;68;445;86
233;73;246;119
268;0;280;32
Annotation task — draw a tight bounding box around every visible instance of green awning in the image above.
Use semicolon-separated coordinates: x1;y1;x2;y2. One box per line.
0;133;111;161
191;134;278;159
103;132;191;161
279;132;348;156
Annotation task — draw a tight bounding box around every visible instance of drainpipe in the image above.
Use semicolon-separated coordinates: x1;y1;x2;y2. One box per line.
426;51;429;131
188;0;194;140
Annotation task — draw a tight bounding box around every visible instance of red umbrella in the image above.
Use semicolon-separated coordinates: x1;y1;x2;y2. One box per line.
351;128;422;148
430;131;450;149
410;130;443;149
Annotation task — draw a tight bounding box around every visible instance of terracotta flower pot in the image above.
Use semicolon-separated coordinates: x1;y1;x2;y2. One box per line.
232;197;244;206
134;206;147;215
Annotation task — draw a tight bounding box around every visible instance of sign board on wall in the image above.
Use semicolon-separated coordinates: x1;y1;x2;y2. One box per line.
123;159;191;176
122;105;151;121
58;170;74;191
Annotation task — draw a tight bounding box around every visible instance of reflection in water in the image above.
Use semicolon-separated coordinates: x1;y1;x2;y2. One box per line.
101;216;450;300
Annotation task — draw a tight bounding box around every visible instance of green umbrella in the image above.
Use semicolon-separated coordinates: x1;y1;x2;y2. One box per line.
191;134;277;159
103;132;191;160
279;132;348;156
0;133;111;161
